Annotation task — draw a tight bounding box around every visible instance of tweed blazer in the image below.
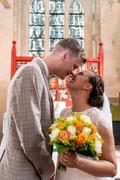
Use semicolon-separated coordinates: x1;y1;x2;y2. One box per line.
0;57;55;180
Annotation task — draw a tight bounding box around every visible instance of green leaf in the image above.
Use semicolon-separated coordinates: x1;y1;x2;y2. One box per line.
58;162;66;172
55;143;70;153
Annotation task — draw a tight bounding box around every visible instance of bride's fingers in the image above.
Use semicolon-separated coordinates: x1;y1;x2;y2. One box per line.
59;157;67;165
63;152;76;160
59;152;76;165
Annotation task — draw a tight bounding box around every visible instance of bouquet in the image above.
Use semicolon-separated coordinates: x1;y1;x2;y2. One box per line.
49;112;103;171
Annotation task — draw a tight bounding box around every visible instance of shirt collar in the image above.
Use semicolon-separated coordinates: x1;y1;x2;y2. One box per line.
39;57;49;76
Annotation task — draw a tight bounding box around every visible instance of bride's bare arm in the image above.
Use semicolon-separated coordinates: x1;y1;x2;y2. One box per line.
59;123;117;177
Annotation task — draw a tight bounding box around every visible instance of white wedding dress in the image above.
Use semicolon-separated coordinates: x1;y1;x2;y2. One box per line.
55;105;114;180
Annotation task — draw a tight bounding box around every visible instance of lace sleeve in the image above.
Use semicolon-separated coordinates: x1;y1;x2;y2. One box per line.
60;107;72;117
86;108;101;126
86;107;112;130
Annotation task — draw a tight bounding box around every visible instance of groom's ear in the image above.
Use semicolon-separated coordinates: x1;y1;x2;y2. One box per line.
60;49;69;62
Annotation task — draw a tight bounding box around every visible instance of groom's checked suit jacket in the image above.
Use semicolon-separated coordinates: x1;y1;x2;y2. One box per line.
0;58;55;180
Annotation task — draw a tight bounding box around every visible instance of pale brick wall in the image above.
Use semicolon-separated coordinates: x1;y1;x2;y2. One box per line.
0;1;13;140
100;0;120;98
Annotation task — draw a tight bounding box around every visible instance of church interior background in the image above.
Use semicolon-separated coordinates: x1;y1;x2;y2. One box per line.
0;0;120;177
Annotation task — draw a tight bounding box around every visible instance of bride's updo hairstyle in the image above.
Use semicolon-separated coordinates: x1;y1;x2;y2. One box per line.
88;73;104;109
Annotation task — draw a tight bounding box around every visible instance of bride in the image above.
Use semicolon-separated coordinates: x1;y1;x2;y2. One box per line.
55;70;117;180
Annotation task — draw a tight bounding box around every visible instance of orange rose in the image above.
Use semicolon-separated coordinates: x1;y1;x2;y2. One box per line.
55;122;63;128
75;121;83;132
76;133;88;145
59;130;69;142
89;133;96;141
91;124;97;133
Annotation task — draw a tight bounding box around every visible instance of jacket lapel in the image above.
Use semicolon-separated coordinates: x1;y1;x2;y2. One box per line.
33;58;55;121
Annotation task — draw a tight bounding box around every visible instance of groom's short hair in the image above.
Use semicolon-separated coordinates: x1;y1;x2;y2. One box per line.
53;38;82;57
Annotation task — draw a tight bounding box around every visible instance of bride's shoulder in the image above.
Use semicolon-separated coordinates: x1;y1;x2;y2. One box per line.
87;107;101;115
86;107;102;122
60;107;72;117
86;107;112;129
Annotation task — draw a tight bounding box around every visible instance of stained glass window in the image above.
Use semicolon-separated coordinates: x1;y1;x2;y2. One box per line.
49;0;64;51
29;0;45;56
29;0;84;55
69;0;85;49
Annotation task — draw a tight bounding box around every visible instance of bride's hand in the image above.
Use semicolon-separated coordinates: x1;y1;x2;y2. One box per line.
59;152;79;168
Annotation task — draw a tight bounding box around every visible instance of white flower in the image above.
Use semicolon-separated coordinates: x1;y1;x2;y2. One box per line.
49;128;60;141
50;122;58;129
96;132;102;140
80;114;92;124
82;127;91;135
67;125;76;136
94;140;102;154
66;116;74;121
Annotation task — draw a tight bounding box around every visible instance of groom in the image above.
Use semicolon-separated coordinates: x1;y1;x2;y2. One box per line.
0;38;84;180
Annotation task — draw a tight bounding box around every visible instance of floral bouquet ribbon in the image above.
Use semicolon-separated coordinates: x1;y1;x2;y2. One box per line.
48;112;103;171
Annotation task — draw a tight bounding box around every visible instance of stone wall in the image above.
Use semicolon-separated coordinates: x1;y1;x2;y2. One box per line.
100;0;120;97
0;0;13;141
